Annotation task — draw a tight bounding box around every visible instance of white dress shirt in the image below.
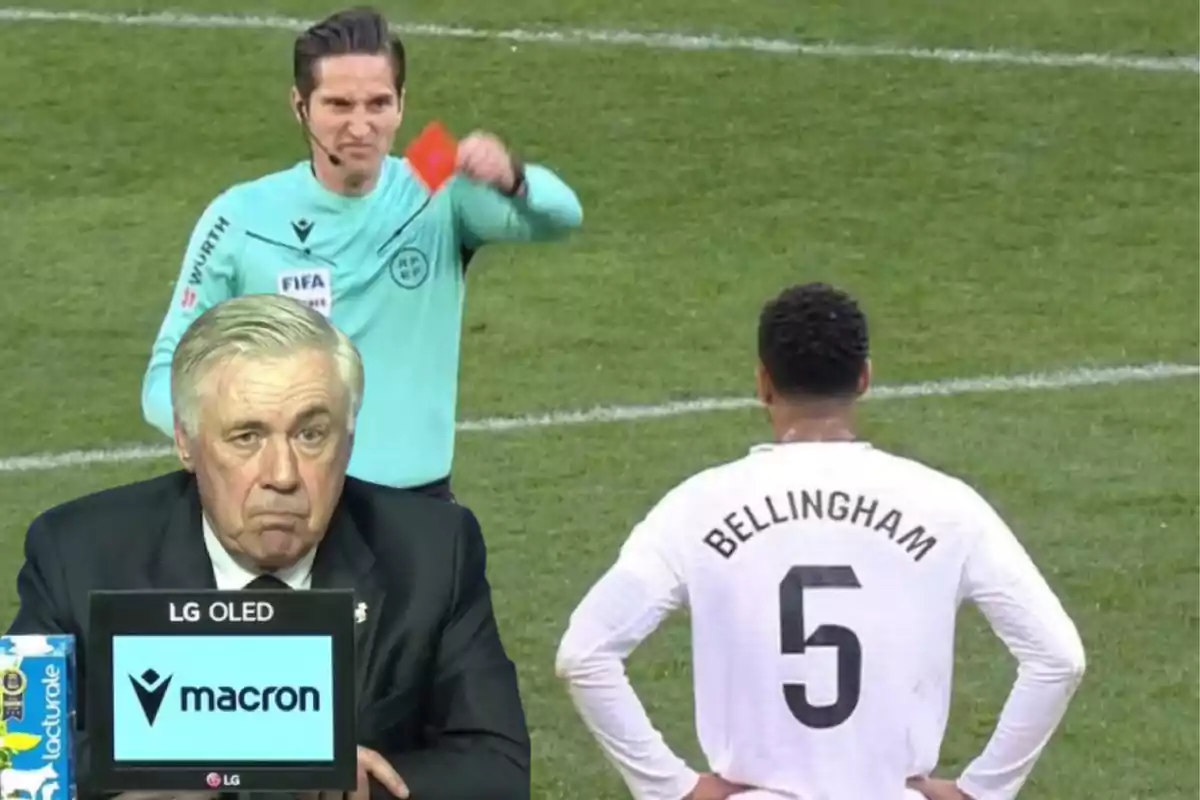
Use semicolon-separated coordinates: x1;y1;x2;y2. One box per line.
202;516;316;590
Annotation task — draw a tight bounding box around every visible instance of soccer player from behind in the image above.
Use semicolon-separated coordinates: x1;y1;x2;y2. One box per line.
140;6;583;499
555;282;1086;800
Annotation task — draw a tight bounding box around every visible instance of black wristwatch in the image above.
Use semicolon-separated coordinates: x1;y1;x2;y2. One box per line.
504;157;527;197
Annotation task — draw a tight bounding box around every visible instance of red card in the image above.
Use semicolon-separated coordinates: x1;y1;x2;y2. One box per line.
406;121;458;193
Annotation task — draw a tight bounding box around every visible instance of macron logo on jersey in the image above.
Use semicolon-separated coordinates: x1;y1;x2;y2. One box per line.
291;219;314;243
277;268;332;317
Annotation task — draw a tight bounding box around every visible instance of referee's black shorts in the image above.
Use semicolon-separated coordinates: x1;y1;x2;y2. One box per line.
407;475;456;503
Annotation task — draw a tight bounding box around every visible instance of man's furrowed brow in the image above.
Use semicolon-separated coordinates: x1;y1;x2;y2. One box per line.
223;404;333;433
292;403;335;427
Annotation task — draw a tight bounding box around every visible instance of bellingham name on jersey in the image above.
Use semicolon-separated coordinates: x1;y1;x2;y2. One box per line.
702;486;938;563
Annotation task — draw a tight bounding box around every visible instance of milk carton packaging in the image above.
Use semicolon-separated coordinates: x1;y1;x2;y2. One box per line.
0;635;75;800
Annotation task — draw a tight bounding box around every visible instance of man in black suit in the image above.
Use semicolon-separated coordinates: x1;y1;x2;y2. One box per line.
6;294;530;800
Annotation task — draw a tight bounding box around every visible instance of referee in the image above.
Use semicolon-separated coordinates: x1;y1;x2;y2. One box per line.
140;7;583;500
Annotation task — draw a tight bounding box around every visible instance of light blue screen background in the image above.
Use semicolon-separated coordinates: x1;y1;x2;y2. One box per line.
112;634;334;762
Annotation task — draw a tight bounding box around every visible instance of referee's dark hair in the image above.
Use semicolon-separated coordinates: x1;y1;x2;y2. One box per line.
293;6;407;100
757;282;870;400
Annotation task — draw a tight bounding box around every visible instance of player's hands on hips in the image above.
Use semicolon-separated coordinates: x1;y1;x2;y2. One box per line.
907;776;974;800
457;130;522;194
683;773;756;799
303;745;410;800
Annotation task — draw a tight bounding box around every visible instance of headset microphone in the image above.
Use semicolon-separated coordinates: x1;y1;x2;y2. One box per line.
297;102;342;167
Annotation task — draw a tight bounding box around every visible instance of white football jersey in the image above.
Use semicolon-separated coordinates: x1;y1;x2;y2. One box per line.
557;440;1085;800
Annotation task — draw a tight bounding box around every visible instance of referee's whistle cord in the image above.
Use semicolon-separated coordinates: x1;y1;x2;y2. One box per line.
377;196;434;254
244;230;338;267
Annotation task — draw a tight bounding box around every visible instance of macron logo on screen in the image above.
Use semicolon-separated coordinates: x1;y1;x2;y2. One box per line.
128;668;172;726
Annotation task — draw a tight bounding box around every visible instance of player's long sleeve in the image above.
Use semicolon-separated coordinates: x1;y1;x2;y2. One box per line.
140;194;242;437
555;530;698;800
452;164;583;247
955;497;1087;800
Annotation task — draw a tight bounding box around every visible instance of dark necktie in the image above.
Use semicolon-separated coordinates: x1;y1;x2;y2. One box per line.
243;574;291;590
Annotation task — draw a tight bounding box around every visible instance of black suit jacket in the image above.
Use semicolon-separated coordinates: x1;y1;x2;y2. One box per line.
5;470;530;800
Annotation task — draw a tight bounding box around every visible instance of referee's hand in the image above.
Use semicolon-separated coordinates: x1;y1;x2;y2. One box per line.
456;131;522;195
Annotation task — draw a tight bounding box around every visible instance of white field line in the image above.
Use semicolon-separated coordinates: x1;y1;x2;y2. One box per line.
0;7;1196;73
0;362;1195;475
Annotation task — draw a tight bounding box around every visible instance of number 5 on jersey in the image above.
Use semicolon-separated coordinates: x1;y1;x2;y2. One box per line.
778;565;863;729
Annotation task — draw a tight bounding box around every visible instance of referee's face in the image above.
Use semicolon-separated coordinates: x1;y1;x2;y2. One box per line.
303;54;403;180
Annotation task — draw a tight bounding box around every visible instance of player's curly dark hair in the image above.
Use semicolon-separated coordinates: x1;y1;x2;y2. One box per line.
757;282;869;399
293;7;407;100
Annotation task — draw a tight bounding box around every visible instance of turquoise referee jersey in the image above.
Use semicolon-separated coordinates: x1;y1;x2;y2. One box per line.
141;156;583;488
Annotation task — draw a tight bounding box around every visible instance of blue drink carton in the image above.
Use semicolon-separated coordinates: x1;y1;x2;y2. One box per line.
0;635;75;800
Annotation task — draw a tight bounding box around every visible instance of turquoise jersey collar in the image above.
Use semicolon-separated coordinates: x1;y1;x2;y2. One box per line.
300;158;394;210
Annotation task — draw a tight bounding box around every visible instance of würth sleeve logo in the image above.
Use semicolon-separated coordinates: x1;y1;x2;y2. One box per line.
187;216;232;285
180;286;198;310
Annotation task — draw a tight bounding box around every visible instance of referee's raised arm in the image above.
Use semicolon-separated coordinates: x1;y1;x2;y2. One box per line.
140;193;242;438
450;132;584;247
135;5;585;497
